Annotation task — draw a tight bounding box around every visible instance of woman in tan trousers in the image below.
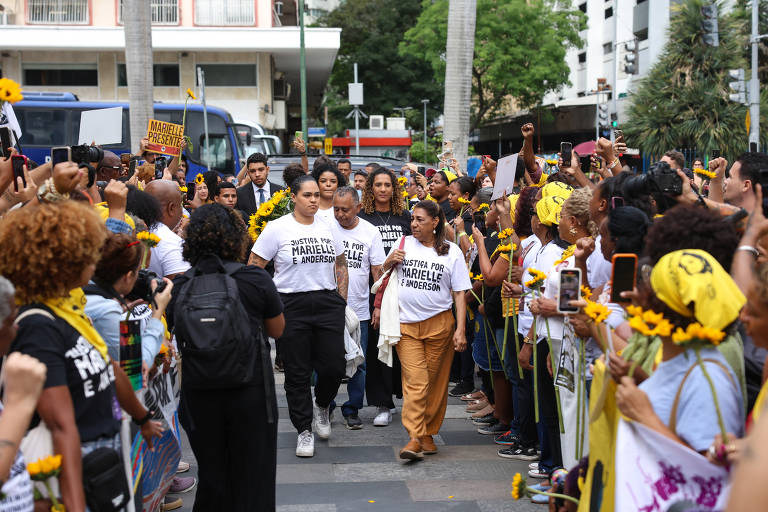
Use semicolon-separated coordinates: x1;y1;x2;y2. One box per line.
380;200;472;460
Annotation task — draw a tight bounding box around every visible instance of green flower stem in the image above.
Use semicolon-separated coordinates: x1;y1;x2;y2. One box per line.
695;347;729;442
526;487;580;505
512;289;521;378
575;336;582;459
544;318;564;433
43;479;62;510
481;315;495;390
589;322;610;424
532;290;540;424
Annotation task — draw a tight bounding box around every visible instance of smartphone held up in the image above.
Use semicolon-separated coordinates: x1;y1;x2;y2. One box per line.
557;268;581;314
610;254;638;303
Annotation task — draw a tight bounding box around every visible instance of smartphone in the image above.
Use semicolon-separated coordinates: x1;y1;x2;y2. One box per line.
560;142;572;166
0;127;12;158
610;253;638;303
614;129;624;143
417;165;426;175
295;130;303;140
11;155;27;192
128;158;136;175
51;146;71;166
154;156;167;180
557;268;582;314
711;149;720;160
186;181;196;200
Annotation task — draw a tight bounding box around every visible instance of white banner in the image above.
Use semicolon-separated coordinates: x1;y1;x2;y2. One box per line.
615;419;730;511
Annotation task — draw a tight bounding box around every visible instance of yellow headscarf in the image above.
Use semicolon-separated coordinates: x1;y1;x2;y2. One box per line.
650;249;746;331
440;170;458;183
536;195;567;226
508;193;519;224
42;288;109;361
541;181;574;200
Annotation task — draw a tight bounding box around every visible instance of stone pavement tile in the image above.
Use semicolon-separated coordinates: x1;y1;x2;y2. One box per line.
444;404;474;419
327;426;411;447
423;443;507;461
406;479;512;502
278;445;397;464
277;505;337;512
439;418;484;431
477;498;541;512
439;430;504;446
337;501;481;512
332;460;519;483
277;463;336;484
277;481;412;507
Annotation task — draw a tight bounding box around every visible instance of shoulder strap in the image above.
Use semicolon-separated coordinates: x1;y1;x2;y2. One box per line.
669;358;736;432
14;308;55;325
398;236;406;250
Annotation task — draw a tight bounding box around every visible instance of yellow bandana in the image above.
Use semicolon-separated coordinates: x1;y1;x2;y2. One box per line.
42;288;110;361
508;193;519;224
541;181;573;200
536;195;566;226
650;249;745;331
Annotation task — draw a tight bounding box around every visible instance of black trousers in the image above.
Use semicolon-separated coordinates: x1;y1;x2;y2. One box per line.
365;322;402;408
179;382;277;512
278;289;347;432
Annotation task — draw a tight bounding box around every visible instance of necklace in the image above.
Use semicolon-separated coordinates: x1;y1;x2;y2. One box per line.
375;210;392;226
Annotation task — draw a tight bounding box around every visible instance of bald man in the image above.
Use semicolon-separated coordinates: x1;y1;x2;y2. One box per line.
96;151;123;182
144;180;190;279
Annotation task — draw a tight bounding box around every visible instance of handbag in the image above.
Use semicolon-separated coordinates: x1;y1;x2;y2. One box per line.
82;447;130;512
372;236;406;309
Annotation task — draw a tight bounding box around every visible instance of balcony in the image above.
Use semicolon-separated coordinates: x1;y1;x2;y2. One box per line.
27;0;89;24
195;0;255;26
118;0;179;25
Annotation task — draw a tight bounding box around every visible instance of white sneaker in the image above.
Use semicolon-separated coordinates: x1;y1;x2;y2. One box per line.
313;402;331;439
529;462;539;470
296;430;314;457
373;406;392;426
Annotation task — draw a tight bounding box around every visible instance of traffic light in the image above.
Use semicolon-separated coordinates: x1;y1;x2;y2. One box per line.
598;103;609;129
624;41;638;75
701;3;719;47
728;68;747;104
611;113;618;128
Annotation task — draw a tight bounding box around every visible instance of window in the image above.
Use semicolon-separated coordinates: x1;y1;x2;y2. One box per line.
194;0;255;25
196;64;257;87
27;0;88;24
23;63;98;86
118;0;179;25
117;64;180;86
635;28;649;41
579;2;587;12
17;108;68;146
578;52;587;64
605;6;613;17
603;42;613;55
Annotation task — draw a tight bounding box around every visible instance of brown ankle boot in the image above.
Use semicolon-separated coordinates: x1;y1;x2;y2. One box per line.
399;438;424;460
419;435;437;455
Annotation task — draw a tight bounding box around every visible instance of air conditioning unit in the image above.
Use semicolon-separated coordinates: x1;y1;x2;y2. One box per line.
273;77;289;100
369;115;384;130
386;117;406;130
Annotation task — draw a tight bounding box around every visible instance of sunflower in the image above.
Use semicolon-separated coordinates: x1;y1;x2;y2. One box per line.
0;78;23;104
458;196;471;205
186;88;197;100
671;322;726;346
194;173;204;185
581;285;593;299
498;228;514;240
525;268;547;289
693;167;717;179
511;472;526;500
628;307;673;337
584;300;610;324
136;231;161;247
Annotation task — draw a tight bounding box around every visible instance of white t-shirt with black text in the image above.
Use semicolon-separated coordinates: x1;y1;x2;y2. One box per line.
333;218;386;321
394;236;472;323
252;214;344;294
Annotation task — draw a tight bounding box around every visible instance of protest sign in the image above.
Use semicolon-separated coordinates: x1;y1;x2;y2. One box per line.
145;119;184;157
78;107;123;145
491;153;518;201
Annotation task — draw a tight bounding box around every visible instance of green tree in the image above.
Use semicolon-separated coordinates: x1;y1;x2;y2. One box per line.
316;1;443;136
623;0;768;158
399;0;585;130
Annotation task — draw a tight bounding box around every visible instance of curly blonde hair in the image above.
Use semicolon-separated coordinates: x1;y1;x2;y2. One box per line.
0;201;107;302
561;187;598;237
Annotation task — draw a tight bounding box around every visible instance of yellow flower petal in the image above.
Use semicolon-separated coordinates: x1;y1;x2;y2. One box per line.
186;88;197;100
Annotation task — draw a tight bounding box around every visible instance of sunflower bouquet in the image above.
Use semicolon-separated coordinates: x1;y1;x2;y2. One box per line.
693;167;716;180
136;231;161;269
622;305;672;378
248;188;292;242
28;454;65;511
0;78;23;105
497;229;522;376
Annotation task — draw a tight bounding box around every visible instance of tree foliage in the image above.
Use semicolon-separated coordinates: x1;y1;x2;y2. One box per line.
316;0;443;136
623;0;768;158
399;0;585;130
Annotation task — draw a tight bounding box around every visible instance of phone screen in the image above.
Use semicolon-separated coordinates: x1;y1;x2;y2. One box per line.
560;142;572;167
711;149;721;160
0;128;12;158
295;130;303;140
186;181;196;200
128;159;136;175
611;255;637;302
51;147;70;166
614;129;624;142
11;156;26;191
558;269;581;313
154;157;167;180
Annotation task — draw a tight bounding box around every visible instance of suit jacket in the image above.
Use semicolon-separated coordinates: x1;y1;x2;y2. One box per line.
236;181;283;218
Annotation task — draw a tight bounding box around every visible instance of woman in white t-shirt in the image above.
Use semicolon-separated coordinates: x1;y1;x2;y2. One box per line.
250;175;349;458
381;200;472;461
312;164;347;225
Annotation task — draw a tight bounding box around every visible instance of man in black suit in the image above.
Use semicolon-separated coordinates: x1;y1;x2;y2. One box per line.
236;152;284;218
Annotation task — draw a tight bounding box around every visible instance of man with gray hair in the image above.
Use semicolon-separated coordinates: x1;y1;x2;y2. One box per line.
331;187;386;429
0;276;16;351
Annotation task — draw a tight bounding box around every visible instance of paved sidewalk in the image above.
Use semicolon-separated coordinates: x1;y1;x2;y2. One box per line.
175;372;541;511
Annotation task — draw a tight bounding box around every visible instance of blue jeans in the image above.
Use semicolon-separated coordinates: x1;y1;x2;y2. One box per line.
342;320;369;417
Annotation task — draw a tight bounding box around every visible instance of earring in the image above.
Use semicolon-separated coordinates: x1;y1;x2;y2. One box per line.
569;226;578;235
432;229;436;234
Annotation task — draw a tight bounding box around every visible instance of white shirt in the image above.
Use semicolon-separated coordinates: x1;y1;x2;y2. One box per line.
148;223;191;278
394;236;472;323
0;402;33;512
252;214;344;294
252;182;271;206
517;236;542;335
587;235;612;289
334;218;386;321
315;207;335;226
537;256;573;340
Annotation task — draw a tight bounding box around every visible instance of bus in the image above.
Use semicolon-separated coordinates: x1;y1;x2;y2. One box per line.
13;92;242;180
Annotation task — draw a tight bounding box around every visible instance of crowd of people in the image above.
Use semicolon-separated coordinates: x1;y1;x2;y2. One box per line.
1;115;768;512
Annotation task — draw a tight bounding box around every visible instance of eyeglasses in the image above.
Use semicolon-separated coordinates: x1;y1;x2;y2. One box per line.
529;208;537;216
99;165;121;171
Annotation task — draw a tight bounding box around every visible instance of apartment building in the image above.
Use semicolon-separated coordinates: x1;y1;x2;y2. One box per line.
0;0;340;131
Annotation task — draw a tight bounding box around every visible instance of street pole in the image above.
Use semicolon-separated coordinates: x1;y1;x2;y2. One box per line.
422;99;429;158
612;0;619;141
595;92;600;141
299;0;307;141
197;67;209;167
354;63;359;155
750;0;760;150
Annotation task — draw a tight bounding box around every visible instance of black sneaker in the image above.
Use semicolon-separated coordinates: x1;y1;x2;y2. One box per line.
498;445;539;461
344;413;362;430
477;421;510;435
471;413;497;426
448;381;475;397
494;430;519;445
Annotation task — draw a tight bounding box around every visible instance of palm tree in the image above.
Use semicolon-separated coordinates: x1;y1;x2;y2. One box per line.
443;0;477;171
123;0;154;153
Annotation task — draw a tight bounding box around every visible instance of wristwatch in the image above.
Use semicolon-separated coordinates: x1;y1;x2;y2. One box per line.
523;336;533;345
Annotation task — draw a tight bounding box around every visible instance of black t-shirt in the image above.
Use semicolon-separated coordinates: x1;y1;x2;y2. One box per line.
439;199;456;222
12;306;120;442
358;209;412;254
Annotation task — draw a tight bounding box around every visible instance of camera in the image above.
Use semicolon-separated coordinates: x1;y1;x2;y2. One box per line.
623;161;682;213
70;144;104;165
126;269;167;303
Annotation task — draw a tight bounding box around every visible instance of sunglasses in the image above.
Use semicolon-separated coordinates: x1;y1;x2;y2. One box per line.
529;208;537;216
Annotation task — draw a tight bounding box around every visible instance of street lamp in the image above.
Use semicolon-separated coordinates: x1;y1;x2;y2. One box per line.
421;99;429;160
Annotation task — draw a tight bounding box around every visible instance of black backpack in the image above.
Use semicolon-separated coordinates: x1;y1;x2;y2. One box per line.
173;258;259;389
